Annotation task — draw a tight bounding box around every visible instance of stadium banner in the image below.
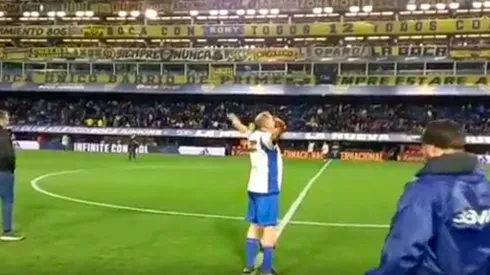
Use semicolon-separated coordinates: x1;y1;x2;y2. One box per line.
2;19;490;38
0;48;30;60
73;19;490;38
397;153;424;162
0;1;159;15
23;47;306;62
8;46;475;61
373;45;448;57
4;82;490;95
340;151;385;162
232;146;323;159
0;26;78;37
252;48;306;61
13;140;40;150
450;49;490;59
178;146;226;157
12;126;490;145
44;1;168;15
282;150;323;160
311;46;372;59
396;151;490;164
171;0;401;13
73;142;149;154
337;75;490;86
0;72;314;86
14;46;490;62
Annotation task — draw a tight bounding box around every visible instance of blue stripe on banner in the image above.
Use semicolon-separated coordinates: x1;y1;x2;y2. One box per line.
203;25;245;37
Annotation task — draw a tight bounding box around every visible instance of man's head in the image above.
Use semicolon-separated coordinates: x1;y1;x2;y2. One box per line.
420;119;465;159
254;111;275;131
0;110;9;128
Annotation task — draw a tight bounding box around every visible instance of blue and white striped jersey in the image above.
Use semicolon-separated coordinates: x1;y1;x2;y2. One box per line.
247;130;283;194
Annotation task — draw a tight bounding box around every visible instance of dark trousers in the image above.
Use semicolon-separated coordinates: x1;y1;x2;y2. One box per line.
0;172;14;233
129;150;136;160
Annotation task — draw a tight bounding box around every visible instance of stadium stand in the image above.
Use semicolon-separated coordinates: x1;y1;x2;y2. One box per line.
3;95;490;135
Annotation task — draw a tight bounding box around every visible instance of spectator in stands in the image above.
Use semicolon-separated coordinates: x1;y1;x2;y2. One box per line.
3;95;490;135
85;118;94;127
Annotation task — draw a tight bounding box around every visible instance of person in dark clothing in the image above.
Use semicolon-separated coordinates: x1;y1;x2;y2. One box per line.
367;119;490;275
128;135;138;161
0;110;24;241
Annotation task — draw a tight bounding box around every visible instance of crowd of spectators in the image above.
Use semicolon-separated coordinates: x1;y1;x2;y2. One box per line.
2;95;490;135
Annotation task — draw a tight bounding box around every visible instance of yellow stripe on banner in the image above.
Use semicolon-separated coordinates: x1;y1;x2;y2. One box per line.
0;18;489;38
449;49;490;59
0;48;29;59
337;75;490;86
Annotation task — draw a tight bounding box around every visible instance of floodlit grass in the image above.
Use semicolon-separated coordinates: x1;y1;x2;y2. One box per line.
0;151;422;275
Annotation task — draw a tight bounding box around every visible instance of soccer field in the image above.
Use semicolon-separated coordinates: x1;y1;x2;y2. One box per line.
0;151;422;275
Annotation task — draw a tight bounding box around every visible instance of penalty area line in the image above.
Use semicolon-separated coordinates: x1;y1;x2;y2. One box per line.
30;169;389;229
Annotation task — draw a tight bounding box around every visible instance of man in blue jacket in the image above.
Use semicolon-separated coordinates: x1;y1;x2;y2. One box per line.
367;119;490;275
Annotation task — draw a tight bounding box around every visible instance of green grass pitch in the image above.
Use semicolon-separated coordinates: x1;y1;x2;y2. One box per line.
0;151;422;275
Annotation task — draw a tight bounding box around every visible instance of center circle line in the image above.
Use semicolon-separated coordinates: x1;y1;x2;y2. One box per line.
29;167;389;229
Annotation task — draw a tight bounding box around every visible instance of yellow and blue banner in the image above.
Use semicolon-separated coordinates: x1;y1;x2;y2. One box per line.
9;45;487;61
1;18;490;38
2;47;305;62
80;19;490;37
338;75;490;86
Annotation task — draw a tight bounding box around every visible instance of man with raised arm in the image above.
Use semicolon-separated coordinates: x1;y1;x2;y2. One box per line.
228;112;287;275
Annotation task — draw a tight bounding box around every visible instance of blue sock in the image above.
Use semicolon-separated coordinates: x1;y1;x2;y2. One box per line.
245;238;259;268
262;246;274;273
2;201;12;233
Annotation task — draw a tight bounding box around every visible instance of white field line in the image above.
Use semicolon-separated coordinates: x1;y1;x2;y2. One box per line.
252;160;334;269
276;160;333;239
30;168;389;229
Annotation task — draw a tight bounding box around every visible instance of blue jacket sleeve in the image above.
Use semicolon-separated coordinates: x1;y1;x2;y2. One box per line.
366;180;436;275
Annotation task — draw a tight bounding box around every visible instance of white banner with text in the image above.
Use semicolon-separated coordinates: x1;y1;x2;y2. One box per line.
178;146;226;156
73;143;149;154
13;140;40;150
